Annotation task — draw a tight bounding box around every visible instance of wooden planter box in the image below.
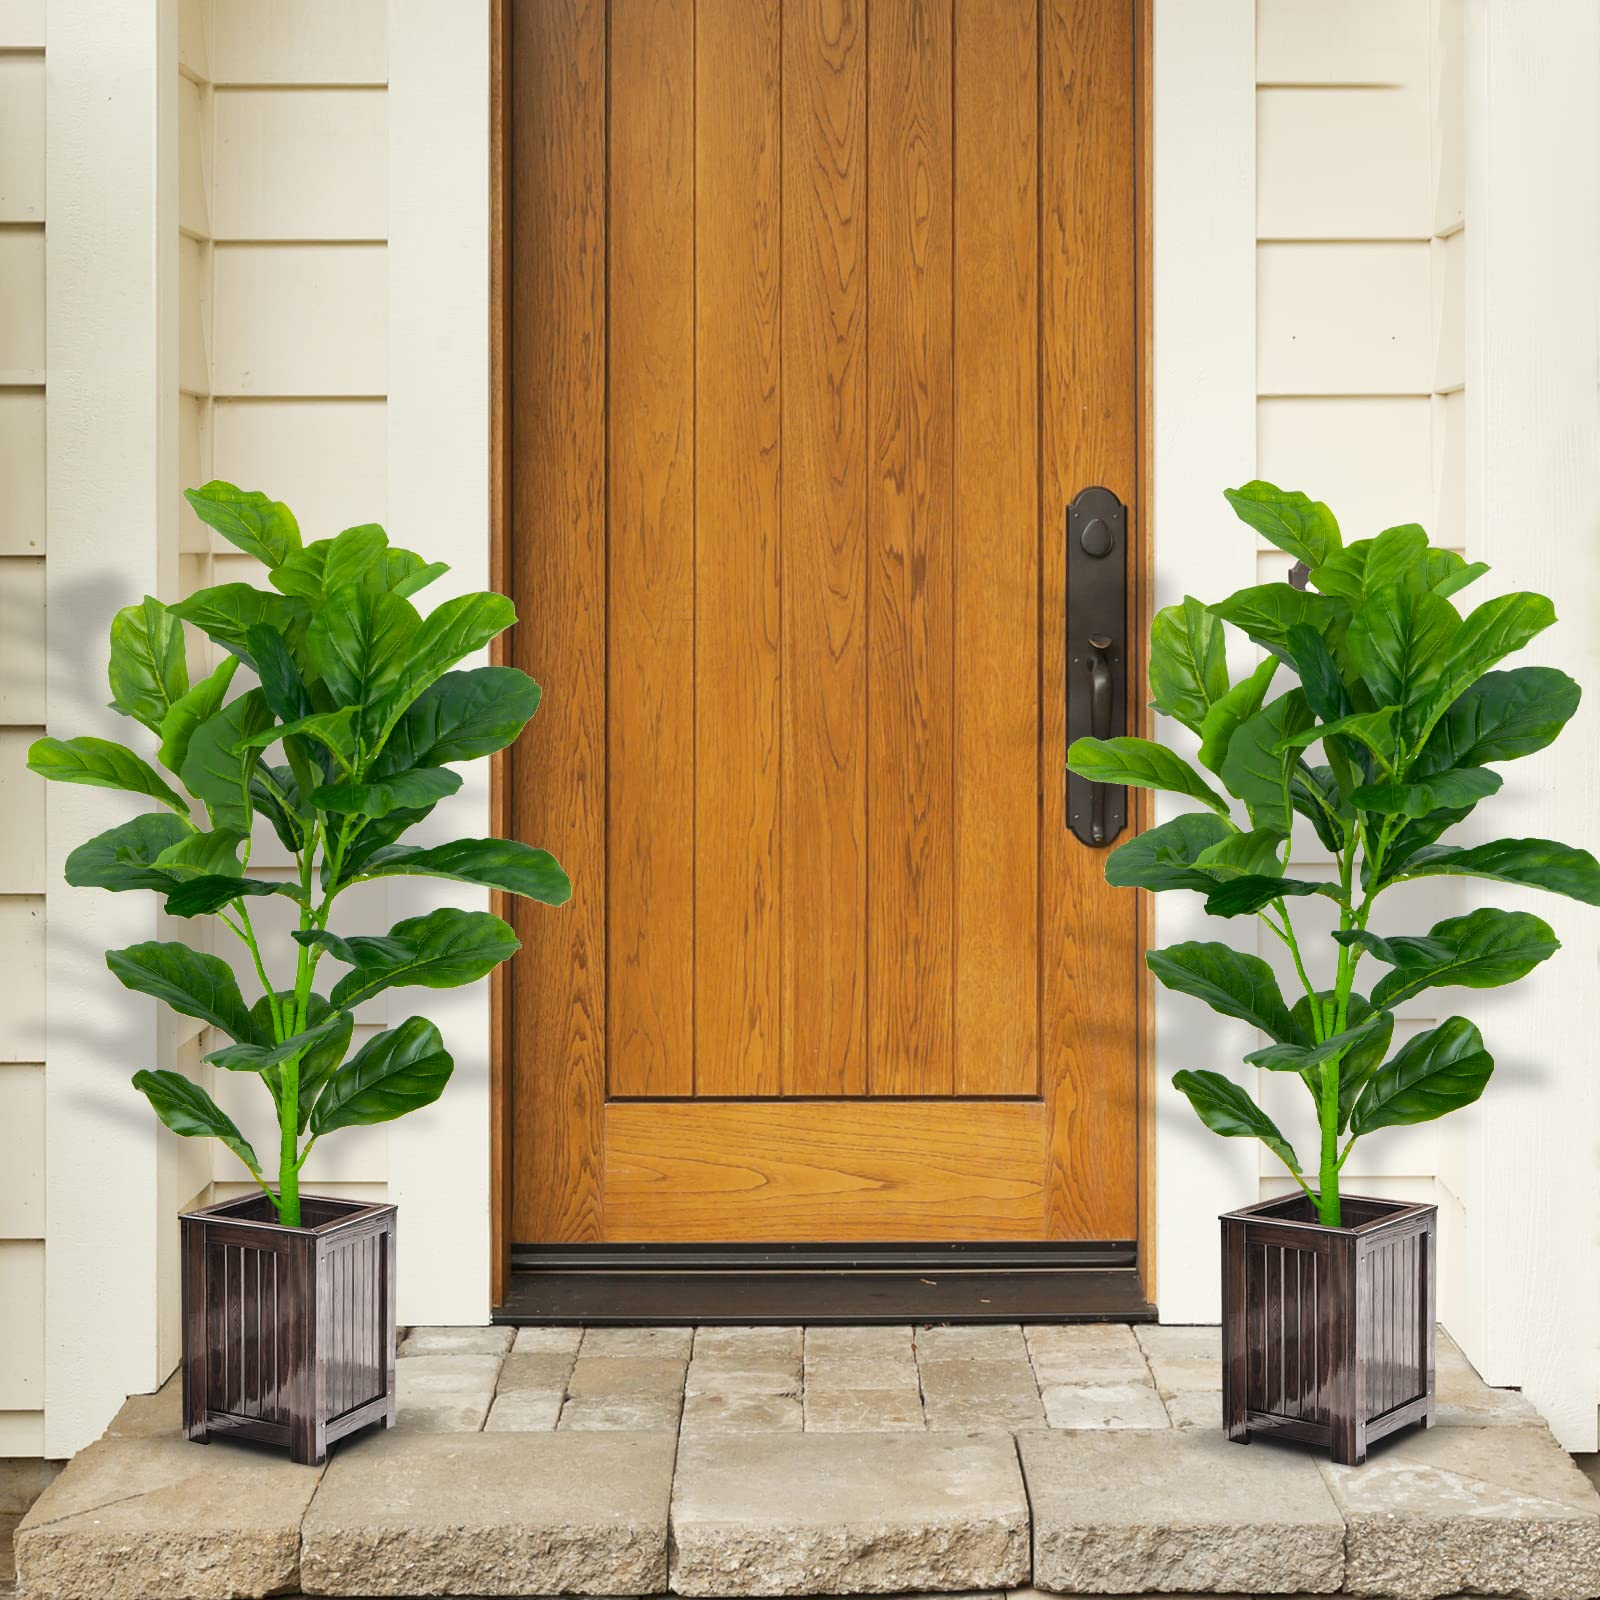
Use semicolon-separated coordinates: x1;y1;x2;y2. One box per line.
180;1193;398;1466
1221;1193;1436;1466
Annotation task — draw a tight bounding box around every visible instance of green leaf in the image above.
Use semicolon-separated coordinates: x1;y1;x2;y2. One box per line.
1275;706;1398;765
1204;874;1340;919
380;592;519;730
1337;907;1561;1010
354;837;573;904
251;764;309;854
107;940;256;1041
64;813;195;893
181;688;273;835
108;597;189;731
1222;481;1341;568
157;655;239;776
132;1069;263;1179
244;622;314;729
163;874;298;919
1371;804;1477;888
326;804;436;887
1432;559;1490;600
1361;524;1431;596
1066;736;1232;817
1352;765;1502;818
240;707;358;769
303;907;522;1011
1350;1017;1494;1135
1193;827;1287;879
312;766;463;819
1414;666;1580;775
1345;583;1460;741
1210;584;1349;661
1423;592;1558;735
168;584;310;662
1286;991;1392;1130
1148;597;1230;732
375;666;542;775
306;583;420;718
1219;689;1313;834
1246;1010;1388;1073
269;524;391;601
310;1016;454;1135
184;481;301;567
1146;941;1301;1042
248;993;352;1130
1307;538;1373;605
1283;623;1350;724
1197;657;1278;776
1393;837;1600;905
27;736;189;815
205;1010;350;1073
152;828;245;878
1290;763;1347;852
388;556;451;599
1103;813;1236;893
1172;1069;1301;1173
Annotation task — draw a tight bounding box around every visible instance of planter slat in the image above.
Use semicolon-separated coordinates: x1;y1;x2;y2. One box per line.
1221;1193;1437;1466
181;1194;398;1466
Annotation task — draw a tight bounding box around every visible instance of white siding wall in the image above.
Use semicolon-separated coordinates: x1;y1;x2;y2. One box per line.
178;0;392;1223
3;0;1592;1458
1251;1;1469;1211
0;0;47;1462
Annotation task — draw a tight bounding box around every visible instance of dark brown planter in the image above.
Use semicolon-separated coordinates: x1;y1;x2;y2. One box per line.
1221;1192;1437;1466
180;1193;397;1466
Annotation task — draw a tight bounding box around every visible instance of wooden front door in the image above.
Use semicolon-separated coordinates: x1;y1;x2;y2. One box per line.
504;0;1141;1248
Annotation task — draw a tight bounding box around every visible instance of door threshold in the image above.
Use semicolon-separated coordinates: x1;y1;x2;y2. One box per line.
493;1264;1155;1325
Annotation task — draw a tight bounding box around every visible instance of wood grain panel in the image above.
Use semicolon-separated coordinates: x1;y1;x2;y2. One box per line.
952;0;1040;1096
694;0;784;1096
509;0;608;1242
605;1100;1045;1241
608;0;695;1097
867;0;954;1096
781;0;868;1095
1040;0;1139;1238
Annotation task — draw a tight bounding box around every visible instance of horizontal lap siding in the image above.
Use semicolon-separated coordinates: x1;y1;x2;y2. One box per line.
1252;0;1466;1196
0;7;46;1453
183;0;393;1204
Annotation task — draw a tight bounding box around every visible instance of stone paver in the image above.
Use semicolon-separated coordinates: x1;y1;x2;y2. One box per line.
694;1325;804;1363
1135;1323;1222;1399
398;1324;514;1357
1322;1424;1600;1599
670;1431;1030;1595
15;1435;322;1600
560;1354;687;1431
804;1325;914;1362
485;1388;564;1431
394;1351;502;1432
301;1429;675;1596
1041;1379;1170;1430
581;1324;695;1358
511;1324;583;1355
1434;1329;1544;1427
681;1390;805;1435
920;1359;1046;1431
103;1375;181;1439
804;1354;917;1389
915;1323;1029;1361
1026;1323;1150;1387
685;1359;802;1397
804;1387;927;1433
1021;1428;1346;1595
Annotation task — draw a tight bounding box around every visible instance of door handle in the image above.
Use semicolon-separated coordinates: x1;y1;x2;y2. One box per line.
1066;486;1128;848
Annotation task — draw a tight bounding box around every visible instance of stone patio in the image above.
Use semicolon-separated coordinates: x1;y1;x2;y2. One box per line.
12;1322;1600;1599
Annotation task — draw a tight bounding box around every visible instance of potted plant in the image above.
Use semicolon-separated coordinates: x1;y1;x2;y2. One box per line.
28;481;569;1465
1068;481;1597;1465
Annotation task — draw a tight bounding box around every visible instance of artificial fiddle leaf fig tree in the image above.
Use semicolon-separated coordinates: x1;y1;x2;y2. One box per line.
1068;481;1597;1228
29;481;570;1228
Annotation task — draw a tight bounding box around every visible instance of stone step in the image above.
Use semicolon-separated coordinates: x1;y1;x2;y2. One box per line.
669;1431;1030;1597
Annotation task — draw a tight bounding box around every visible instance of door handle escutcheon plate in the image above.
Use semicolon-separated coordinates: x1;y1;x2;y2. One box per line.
1066;486;1128;848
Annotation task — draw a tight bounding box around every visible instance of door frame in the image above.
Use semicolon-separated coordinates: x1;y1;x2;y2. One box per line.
485;0;1157;1313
